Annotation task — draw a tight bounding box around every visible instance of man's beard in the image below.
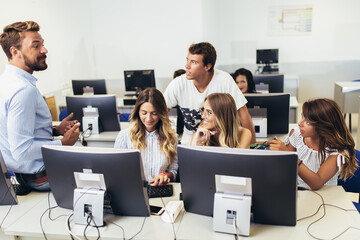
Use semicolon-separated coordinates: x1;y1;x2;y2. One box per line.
23;54;47;71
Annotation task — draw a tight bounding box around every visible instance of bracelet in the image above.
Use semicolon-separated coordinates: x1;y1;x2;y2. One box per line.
298;160;303;167
159;171;171;179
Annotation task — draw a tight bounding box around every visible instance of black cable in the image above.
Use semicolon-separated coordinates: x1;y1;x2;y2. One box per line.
79;126;92;146
106;219;125;240
46;192;68;221
67;213;76;240
90;213;101;240
298;190;360;240
128;217;146;240
83;214;91;240
0;183;17;229
40;206;50;240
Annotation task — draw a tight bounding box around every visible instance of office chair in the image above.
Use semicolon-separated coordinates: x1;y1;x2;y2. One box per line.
338;149;360;206
59;108;68;121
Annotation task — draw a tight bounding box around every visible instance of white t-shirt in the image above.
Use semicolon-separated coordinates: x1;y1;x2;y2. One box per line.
164;68;247;144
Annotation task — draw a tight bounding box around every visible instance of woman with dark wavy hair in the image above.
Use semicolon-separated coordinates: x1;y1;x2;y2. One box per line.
114;88;177;186
231;68;256;93
269;98;357;190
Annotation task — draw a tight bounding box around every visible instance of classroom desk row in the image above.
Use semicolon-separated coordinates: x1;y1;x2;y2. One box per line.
0;184;360;239
71;123;299;148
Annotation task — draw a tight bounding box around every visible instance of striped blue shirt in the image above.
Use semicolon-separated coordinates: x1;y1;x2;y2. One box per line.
0;64;61;174
114;128;178;182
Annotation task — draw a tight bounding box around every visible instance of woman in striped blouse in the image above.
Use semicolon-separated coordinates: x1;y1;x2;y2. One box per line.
269;98;357;190
114;88;177;186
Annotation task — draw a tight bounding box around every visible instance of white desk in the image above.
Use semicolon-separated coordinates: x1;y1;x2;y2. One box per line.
290;96;298;123
334;81;360;114
2;185;360;239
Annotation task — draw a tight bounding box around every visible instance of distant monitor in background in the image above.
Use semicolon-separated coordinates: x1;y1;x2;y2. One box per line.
256;49;279;73
66;95;120;132
72;79;107;95
245;93;290;134
124;70;156;95
0;151;17;205
253;74;284;93
178;145;298;226
42;146;149;216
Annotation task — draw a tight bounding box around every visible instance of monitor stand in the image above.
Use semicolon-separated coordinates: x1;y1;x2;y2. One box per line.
262;64;279;74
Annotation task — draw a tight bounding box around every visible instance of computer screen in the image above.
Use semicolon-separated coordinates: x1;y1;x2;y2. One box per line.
124;70;156;92
72;79;107;95
253;74;284;93
245;93;290;134
256;49;278;64
0;151;17;205
42;145;150;216
66;95;120;132
178;145;298;226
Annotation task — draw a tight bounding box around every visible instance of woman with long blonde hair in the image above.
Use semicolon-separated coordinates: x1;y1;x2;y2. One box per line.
269;98;358;190
114;88;177;185
190;93;251;148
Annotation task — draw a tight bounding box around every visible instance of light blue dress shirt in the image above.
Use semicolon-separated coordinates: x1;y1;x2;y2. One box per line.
0;64;61;174
114;128;178;182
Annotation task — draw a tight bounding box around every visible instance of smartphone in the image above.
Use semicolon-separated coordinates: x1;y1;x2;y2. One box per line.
150;205;164;215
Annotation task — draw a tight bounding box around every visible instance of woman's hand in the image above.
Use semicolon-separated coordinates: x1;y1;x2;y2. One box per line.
269;137;289;151
150;172;173;186
191;126;216;145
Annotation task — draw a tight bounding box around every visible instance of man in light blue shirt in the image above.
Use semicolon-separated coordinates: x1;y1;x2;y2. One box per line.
0;21;80;192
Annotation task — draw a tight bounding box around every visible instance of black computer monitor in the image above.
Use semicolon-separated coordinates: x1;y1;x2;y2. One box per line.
42;145;150;216
253;74;284;93
245;93;290;134
66;95;120;132
178;145;298;226
124;70;156;93
0;151;17;205
72;79;107;95
256;49;278;64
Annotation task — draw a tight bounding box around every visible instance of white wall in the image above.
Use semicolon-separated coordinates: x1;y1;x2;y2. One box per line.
0;0;359;103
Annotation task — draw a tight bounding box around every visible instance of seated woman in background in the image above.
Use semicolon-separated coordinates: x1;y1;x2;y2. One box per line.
190;93;251;148
269;98;358;190
114;88;177;186
232;68;256;93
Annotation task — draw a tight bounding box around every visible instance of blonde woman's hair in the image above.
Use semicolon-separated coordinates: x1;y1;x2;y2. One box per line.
201;93;244;148
302;98;358;180
129;88;177;163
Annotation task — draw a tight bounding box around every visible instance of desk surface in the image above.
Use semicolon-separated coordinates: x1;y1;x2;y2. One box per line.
2;185;360;240
335;81;360;93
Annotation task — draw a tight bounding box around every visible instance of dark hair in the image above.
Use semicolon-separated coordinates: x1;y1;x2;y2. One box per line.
302;98;357;180
0;21;40;59
232;68;256;93
173;69;185;79
188;42;217;71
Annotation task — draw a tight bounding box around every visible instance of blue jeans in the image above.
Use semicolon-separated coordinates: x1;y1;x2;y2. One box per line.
15;170;50;192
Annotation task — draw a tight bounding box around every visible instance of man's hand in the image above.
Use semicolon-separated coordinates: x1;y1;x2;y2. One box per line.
61;122;80;146
56;112;78;136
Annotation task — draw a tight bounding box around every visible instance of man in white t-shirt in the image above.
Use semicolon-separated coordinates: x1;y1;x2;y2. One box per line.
164;42;256;144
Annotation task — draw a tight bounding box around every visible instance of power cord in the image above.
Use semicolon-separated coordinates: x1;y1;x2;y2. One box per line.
84;212;100;240
79;125;92;146
39;192;69;240
0;180;17;229
297;190;360;240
